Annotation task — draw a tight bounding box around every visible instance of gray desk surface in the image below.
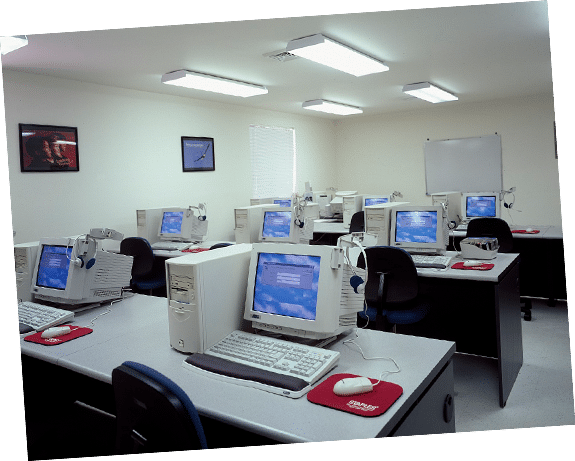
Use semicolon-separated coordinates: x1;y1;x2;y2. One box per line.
451;224;563;240
20;294;455;443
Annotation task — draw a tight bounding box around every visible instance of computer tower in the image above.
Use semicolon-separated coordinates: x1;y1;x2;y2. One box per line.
14;241;39;302
136;207;178;245
364;202;410;245
342;195;364;228
431;191;462;228
166;243;253;353
234;204;279;244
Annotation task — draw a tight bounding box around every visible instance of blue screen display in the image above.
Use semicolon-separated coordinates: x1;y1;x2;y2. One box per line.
273;199;292;207
37;245;73;290
395;210;438;243
161;211;184;234
253;252;321;320
466;196;497;217
365;197;389;206
262;211;292;238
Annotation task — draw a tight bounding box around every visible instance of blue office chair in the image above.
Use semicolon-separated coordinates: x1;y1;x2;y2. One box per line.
120;237;166;296
466;217;532;320
356;246;431;332
209;242;233;250
112;361;208;454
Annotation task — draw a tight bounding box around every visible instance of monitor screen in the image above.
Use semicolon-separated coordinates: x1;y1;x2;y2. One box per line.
395;210;438;244
364;197;389;207
262;210;292;239
36;244;72;290
160;211;184;234
252;252;320;321
273;199;292;207
466;195;497;218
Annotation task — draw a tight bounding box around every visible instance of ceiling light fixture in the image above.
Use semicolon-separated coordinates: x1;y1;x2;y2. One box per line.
161;70;268;98
402;82;458;103
0;35;28;55
302;99;363;116
286;34;388;77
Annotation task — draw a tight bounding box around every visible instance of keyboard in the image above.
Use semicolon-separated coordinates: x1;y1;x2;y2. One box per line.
182;330;340;398
151;241;191;251
411;254;453;269
18;301;74;333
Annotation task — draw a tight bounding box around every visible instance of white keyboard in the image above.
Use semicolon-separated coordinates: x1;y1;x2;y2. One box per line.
183;330;340;398
18;301;74;332
151;241;190;251
411;254;453;269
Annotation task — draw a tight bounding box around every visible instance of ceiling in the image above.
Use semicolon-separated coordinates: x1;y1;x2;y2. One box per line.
0;1;553;118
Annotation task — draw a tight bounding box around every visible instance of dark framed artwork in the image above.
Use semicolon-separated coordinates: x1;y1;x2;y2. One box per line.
19;123;79;172
181;137;215;172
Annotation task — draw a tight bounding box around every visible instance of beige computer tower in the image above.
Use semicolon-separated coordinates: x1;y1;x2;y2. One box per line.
234;204;279;244
364;202;410;245
165;243;253;353
342;195;364;228
14;241;39;302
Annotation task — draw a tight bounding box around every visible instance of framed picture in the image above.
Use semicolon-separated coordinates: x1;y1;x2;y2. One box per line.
19;123;79;172
181;136;215;172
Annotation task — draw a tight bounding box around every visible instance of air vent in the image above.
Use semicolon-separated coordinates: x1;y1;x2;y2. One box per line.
263;50;299;62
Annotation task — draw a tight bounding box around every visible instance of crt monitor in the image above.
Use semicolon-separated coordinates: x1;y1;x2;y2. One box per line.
363;195;390;208
158;208;196;242
389;205;447;255
259;207;297;243
244;243;365;340
461;192;500;221
30;237;133;306
273;198;292;207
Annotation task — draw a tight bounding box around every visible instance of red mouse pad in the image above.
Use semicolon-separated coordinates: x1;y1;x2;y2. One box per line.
24;325;93;346
451;261;494;271
512;229;540;234
307;373;403;417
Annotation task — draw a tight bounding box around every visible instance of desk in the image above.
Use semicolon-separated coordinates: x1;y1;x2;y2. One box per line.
408;252;522;408
451;225;566;305
312;219;348;245
20;294;455;456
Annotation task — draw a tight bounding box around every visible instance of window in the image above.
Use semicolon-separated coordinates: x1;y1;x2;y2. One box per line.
249;125;296;199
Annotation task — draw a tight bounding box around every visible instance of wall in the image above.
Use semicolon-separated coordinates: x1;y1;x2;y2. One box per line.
334;93;562;227
3;70;338;244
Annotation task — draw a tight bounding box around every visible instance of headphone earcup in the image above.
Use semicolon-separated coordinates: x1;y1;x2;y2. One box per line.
86;258;96;269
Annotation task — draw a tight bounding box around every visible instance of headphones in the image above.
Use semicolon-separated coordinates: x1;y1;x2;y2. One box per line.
188;203;207;221
70;235;98;269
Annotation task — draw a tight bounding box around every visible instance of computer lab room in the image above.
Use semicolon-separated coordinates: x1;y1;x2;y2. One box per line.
1;1;574;460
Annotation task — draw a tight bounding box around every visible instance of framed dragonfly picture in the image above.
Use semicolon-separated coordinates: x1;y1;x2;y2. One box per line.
181;136;215;172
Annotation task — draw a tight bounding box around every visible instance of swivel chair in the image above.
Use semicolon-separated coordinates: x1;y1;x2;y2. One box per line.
349;211;365;233
112;361;208;454
356;246;431;332
466;217;532;320
209;242;233;250
120;237;166;296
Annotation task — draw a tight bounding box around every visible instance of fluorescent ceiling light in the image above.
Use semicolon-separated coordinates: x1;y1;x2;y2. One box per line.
402;82;458;103
286;34;388;77
302;99;363;116
161;70;267;98
0;35;28;55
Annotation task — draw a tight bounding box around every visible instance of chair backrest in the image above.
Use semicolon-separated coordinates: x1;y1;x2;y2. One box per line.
209;242;233;250
120;237;154;277
466;217;514;253
112;361;207;454
356;246;419;306
349;211;365;233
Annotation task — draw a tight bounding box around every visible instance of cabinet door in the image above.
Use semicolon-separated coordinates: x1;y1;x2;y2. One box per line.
392;361;455;437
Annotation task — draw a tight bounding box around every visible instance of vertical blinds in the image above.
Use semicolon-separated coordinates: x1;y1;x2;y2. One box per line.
249;124;296;198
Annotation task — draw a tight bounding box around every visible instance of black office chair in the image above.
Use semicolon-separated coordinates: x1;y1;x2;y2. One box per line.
112;361;208;454
466;217;532;320
120;237;166;296
209;242;233;250
356;246;431;332
349;211;365;233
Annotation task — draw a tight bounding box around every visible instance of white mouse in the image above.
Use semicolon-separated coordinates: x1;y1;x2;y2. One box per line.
333;377;374;396
463;260;483;267
41;326;71;339
526;228;534;233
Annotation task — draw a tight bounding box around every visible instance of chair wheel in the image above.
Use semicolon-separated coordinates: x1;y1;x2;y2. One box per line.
524;312;532;321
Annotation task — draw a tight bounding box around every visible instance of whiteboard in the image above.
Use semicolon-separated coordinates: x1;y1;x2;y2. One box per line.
424;134;502;195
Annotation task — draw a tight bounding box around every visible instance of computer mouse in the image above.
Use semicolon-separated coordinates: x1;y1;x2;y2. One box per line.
41;326;71;339
333;377;374;396
463;260;483;267
526;228;534;233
